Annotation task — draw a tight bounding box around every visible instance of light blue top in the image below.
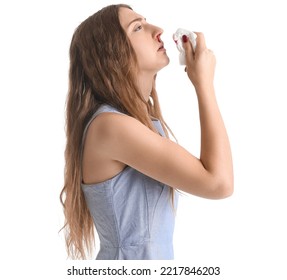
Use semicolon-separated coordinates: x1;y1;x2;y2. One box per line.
81;105;178;260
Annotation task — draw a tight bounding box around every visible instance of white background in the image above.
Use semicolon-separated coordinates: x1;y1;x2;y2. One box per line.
0;0;286;279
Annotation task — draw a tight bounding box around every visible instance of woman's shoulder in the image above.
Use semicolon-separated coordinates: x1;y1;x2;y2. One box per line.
85;104;128;137
85;105;160;165
88;107;145;141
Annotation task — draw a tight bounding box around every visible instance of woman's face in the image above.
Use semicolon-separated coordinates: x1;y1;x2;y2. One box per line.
119;7;170;75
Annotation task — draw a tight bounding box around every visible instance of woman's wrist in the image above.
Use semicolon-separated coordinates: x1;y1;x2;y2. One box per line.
194;83;215;97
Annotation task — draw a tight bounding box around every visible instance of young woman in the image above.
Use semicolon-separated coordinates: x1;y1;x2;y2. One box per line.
60;4;233;260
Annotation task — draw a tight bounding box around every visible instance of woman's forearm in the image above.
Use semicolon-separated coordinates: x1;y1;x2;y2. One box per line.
196;85;234;196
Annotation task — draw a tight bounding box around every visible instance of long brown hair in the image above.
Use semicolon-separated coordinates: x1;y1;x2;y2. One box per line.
60;4;174;259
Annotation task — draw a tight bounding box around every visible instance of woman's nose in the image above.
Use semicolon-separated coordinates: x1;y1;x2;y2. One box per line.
154;26;164;42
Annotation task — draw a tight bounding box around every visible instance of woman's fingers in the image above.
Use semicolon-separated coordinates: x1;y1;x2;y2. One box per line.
193;32;206;52
182;34;194;64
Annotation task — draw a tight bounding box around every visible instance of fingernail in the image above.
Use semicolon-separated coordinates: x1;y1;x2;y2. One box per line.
182;35;188;43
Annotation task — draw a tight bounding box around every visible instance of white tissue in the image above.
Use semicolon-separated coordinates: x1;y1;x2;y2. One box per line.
173;28;197;65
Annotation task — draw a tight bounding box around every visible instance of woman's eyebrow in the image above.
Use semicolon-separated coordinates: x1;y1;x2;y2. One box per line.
127;17;146;28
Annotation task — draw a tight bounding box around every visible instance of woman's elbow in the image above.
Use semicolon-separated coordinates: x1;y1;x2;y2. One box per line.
212;176;234;199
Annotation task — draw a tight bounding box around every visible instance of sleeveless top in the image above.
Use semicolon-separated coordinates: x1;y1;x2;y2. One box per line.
81;105;178;260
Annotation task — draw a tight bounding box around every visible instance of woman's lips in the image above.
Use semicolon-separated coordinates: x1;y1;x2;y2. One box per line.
158;44;166;51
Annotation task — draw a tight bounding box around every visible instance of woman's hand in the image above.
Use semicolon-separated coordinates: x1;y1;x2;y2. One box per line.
183;32;216;92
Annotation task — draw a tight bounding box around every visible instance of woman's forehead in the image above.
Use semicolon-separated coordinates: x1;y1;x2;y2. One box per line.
119;7;144;29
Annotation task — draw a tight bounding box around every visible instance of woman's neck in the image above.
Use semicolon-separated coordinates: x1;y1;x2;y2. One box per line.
137;72;155;102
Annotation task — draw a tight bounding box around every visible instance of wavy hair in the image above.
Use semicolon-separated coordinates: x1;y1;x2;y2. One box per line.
60;4;174;259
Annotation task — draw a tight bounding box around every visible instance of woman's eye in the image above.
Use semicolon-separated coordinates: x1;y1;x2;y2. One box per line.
134;25;142;32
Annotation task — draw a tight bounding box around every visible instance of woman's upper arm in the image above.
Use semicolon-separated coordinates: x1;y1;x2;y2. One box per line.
94;113;229;199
